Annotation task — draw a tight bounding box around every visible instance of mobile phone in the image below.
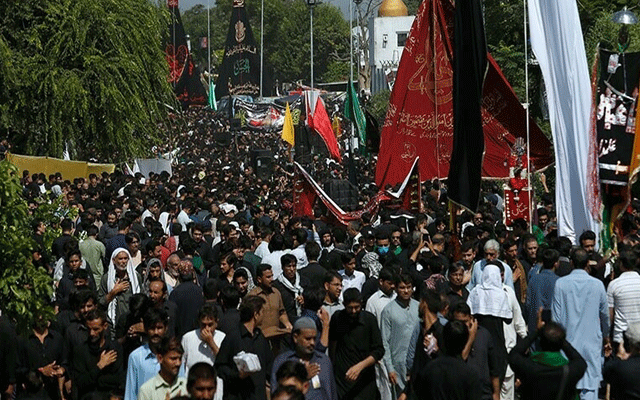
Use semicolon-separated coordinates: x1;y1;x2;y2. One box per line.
423;233;430;242
541;309;551;323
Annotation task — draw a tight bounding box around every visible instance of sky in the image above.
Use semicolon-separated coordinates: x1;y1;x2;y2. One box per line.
179;0;354;19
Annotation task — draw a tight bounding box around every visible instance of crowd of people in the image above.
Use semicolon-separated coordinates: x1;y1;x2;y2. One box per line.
3;107;640;400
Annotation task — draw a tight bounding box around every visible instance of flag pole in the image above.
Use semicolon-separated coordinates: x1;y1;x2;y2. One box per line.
524;0;532;233
208;0;211;89
349;0;355;158
260;0;264;98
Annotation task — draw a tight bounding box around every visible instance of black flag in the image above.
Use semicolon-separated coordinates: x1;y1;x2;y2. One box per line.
447;0;487;211
215;0;261;100
166;4;207;107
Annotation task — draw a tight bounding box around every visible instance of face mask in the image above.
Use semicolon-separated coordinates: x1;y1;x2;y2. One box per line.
378;246;389;255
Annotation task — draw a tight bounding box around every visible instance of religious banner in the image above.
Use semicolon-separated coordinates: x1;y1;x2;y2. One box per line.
596;49;640;186
215;0;260;100
165;5;189;86
374;0;553;191
175;53;207;107
503;138;531;226
386;157;422;213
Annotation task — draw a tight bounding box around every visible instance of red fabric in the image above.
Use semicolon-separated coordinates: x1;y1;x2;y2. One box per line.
504;189;531;226
308;99;342;162
167;0;179;7
375;0;553;189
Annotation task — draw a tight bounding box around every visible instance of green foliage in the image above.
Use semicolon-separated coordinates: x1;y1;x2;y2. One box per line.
0;0;177;162
0;161;54;335
366;89;390;128
584;10;640;67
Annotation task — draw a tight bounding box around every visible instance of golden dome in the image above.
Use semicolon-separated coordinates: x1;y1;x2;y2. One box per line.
378;0;408;17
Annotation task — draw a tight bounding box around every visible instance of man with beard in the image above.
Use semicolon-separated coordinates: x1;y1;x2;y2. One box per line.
72;309;125;399
124;308;171;400
322;271;344;318
148;279;178;337
138;337;187;400
329;288;384;400
502;238;527;308
270;317;338;400
99;211;119;242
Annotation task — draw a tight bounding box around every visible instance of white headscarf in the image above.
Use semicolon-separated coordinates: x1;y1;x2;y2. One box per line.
106;248;141;323
467;264;513;319
277;272;304;317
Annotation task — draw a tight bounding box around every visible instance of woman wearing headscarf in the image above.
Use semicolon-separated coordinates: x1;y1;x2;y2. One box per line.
467;262;513;383
98;248;141;337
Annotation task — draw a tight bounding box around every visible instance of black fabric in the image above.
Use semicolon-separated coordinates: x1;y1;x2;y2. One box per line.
604;354;640;400
364;109;380;154
17;329;67;400
415;355;482;400
447;0;487;212
215;324;274;400
476;314;508;380
52;234;74;261
299;262;327;288
71;338;125;400
217;308;241;335
323;180;359;212
329;310;384;400
508;330;586;400
175;54;207;109
168;281;204;337
272;274;311;323
465;326;500;400
215;0;261;100
0;315;17;391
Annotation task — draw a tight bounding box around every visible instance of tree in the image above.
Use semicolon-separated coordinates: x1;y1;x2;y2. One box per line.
268;1;350;84
0;0;177;162
0;161;54;334
181;0;350;87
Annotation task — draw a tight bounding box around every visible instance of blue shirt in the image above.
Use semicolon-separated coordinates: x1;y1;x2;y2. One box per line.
124;343;185;400
467;259;514;292
552;269;609;391
525;269;559;334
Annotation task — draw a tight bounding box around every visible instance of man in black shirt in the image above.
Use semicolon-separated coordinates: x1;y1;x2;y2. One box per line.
71;309;125;399
17;316;67;400
415;320;482;400
603;323;640;400
169;259;204;337
217;286;242;335
508;310;586;400
329;288;384;400
216;295;274;400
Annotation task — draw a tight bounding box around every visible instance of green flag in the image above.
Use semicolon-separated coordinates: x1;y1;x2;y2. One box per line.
345;80;367;150
208;81;217;110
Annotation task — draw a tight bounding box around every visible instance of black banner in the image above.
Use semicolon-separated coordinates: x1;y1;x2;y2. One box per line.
447;0;487;212
165;5;189;86
215;0;261;100
175;53;207;108
597;49;640;186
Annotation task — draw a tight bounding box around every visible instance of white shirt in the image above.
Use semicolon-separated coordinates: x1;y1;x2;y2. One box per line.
291;245;309;269
141;209;155;222
262;250;289;279
254;241;270;260
607;271;640;342
177;210;191;231
503;285;527;378
181;329;226;373
366;290;396;324
339;269;366;300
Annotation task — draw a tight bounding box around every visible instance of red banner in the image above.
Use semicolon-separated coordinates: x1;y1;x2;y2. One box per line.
375;0;553;190
167;0;179;8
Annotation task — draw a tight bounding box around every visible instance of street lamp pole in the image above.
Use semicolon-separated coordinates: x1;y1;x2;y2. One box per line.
260;0;264;98
306;0;318;89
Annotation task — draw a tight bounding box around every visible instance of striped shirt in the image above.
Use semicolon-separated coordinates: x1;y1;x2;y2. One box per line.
607;271;640;342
